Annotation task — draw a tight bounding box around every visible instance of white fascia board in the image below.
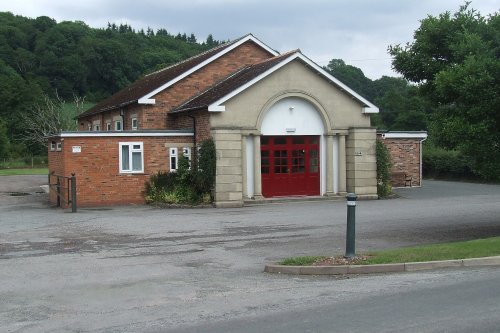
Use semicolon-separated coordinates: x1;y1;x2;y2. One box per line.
60;132;193;138
208;53;300;112
297;54;379;112
138;98;155;104
138;35;279;104
208;53;380;113
381;132;428;139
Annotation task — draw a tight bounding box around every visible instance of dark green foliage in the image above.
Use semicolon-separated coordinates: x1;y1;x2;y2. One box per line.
376;140;392;198
0;11;222;158
389;4;499;180
145;139;216;205
422;143;474;180
324;61;430;132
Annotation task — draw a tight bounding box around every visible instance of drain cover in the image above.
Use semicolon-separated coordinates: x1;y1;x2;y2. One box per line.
9;192;30;196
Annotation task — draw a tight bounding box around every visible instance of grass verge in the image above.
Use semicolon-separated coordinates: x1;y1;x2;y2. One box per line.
280;237;500;266
0;168;48;176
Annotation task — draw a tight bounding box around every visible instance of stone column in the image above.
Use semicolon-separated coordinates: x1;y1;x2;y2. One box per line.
325;135;334;196
338;134;347;193
253;135;263;199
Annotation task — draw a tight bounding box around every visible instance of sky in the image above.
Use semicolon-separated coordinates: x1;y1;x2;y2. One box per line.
0;0;498;80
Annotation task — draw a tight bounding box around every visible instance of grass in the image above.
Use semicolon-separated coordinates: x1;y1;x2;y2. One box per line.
0;168;48;176
280;256;327;266
280;237;500;266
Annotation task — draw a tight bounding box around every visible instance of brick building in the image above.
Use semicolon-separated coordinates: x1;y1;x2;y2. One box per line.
49;34;381;207
378;131;428;187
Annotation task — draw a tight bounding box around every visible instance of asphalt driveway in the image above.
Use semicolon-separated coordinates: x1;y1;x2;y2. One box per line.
1;176;499;332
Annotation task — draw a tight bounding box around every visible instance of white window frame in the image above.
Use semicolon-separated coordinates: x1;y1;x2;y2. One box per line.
169;147;178;172
106;122;111;131
115;120;122;131
93;124;100;131
131;117;138;130
50;141;56;151
56;142;62;151
119;142;144;173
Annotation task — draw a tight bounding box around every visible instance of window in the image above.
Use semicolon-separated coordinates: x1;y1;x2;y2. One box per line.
170;148;178;171
50;141;56;151
56;142;62;151
119;142;143;173
106;122;111;131
131;118;138;130
94;124;100;131
115;120;122;131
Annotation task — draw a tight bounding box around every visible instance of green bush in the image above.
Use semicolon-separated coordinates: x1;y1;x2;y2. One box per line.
145;138;216;205
423;143;474;179
376;140;392;198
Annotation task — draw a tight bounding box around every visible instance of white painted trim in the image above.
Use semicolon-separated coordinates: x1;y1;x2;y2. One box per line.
138;35;278;104
381;132;428;139
246;137;254;198
208;52;379;113
333;135;339;194
138;98;155;104
320;135;326;195
59;132;193;138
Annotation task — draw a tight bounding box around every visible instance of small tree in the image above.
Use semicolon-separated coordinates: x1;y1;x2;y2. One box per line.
376;140;392;198
20;93;86;147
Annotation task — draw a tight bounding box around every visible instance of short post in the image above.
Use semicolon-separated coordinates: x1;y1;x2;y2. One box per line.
345;192;357;258
70;173;77;213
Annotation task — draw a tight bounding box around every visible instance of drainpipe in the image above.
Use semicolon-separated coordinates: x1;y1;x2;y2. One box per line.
419;136;427;187
119;109;125;130
188;113;197;169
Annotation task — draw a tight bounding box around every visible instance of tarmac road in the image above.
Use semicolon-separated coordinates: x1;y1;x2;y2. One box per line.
0;176;499;332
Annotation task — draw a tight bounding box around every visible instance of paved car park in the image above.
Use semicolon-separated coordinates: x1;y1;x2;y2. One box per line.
1;176;500;332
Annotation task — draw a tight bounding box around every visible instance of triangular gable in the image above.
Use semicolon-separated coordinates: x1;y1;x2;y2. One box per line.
207;52;379;114
78;34;278;118
139;34;278;104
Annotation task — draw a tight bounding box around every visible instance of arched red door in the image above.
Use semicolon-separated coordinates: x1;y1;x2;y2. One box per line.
261;136;320;197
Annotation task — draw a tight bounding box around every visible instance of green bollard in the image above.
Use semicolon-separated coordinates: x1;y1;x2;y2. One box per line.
345;193;357;258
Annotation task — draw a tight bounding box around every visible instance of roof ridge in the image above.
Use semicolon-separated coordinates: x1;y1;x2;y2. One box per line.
145;34;251;77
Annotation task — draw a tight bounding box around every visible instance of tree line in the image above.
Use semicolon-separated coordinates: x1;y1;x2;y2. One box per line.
1;4;498;181
0;11;221;156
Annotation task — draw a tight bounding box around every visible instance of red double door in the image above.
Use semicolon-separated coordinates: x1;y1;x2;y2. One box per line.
261;136;320;197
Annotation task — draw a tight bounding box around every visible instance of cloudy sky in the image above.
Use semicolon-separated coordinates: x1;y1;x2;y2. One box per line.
1;0;497;79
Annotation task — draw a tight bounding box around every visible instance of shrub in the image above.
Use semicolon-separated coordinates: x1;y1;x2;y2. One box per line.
376;140;392;198
422;143;474;180
145;138;216;205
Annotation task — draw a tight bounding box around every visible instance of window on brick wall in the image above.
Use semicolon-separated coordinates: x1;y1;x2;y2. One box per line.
170;148;178;171
106;122;111;131
93;124;100;131
50;141;56;151
56;142;62;151
115;120;122;131
119;142;143;173
131;118;138;130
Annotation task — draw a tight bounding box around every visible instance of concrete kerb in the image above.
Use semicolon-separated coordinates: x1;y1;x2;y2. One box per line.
264;256;500;275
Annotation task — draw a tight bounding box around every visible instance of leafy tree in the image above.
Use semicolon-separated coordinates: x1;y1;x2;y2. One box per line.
389;3;499;180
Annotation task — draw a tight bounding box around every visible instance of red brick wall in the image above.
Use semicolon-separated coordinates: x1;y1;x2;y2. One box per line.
169;109;211;143
48;135;193;207
379;137;423;187
78;41;272;131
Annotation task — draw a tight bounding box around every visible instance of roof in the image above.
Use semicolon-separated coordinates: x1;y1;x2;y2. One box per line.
77;34;278;119
173;51;379;114
172;50;299;113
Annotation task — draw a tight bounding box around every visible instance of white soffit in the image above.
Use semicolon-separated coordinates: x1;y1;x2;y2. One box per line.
381;132;428;139
208;52;379;113
59;132;193;138
138;35;279;105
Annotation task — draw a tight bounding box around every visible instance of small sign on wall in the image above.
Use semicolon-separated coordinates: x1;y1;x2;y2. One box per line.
72;146;82;153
